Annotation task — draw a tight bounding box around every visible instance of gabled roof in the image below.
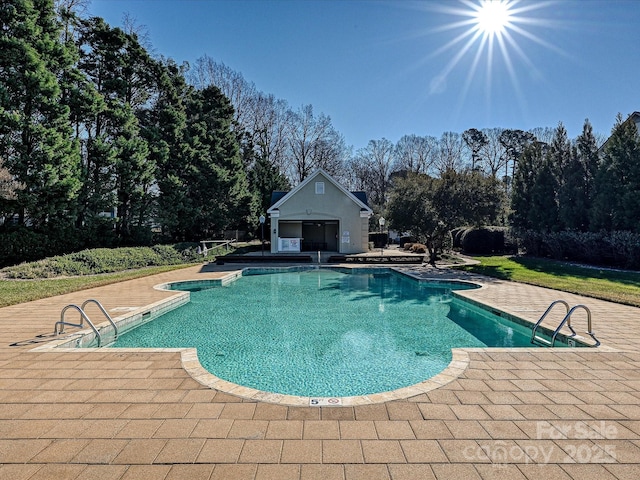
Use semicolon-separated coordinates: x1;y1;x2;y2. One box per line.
267;169;373;215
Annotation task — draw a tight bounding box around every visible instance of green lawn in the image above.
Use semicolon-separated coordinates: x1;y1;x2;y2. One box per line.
0;264;195;308
455;255;640;307
3;254;639;309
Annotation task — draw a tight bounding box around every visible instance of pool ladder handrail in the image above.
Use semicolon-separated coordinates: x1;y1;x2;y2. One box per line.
54;299;117;347
531;300;599;347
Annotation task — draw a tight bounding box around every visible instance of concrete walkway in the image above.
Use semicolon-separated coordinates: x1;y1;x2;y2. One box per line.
1;262;639;479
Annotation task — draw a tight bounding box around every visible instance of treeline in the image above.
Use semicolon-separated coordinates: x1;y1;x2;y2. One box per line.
1;0;638;269
511;117;640;268
0;0;268;266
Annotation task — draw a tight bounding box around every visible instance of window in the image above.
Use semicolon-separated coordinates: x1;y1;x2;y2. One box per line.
315;182;325;194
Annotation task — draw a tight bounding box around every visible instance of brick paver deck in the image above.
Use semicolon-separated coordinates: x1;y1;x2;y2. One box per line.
1;262;639;479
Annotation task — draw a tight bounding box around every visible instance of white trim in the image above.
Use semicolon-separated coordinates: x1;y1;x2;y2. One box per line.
267;169;373;215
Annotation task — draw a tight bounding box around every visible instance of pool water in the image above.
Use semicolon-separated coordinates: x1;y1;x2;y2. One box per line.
113;269;532;397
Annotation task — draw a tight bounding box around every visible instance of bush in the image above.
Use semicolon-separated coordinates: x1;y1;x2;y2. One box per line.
0;226;85;268
403;243;414;251
460;227;507;254
410;243;427;254
369;232;388;248
399;236;415;247
515;230;640;269
1;243;201;279
450;227;468;250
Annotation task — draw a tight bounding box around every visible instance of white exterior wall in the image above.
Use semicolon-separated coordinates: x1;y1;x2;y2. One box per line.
269;172;371;254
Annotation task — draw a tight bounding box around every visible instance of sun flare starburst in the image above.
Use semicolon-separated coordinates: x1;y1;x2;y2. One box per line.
419;0;561;117
474;0;512;36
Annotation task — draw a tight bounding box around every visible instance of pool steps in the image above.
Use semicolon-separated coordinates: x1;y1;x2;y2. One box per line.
54;299;118;347
531;300;599;347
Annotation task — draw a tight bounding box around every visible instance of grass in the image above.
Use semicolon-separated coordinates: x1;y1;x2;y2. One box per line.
455;255;640;307
0;242;249;308
3;248;639;309
1;244;201;279
0;264;196;308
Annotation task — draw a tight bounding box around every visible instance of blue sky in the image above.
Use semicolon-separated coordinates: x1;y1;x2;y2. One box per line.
89;0;640;150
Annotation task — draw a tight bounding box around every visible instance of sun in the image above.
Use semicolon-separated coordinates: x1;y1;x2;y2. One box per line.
474;0;512;36
417;0;561;109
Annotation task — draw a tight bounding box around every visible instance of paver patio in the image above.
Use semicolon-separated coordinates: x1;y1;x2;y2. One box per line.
1;261;639;479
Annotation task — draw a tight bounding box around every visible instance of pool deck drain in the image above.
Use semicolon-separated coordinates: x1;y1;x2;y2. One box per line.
1;262;640;479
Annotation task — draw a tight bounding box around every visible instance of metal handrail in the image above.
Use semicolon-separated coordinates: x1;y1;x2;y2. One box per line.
81;299;117;340
551;304;599;347
530;300;570;344
54;304;102;347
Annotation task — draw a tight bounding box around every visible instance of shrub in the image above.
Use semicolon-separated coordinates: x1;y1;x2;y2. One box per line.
403;243;414;251
399;236;415;247
410;243;427;254
450;227;468;249
369;232;388;248
460;227;506;254
515;229;640;269
1;243;201;279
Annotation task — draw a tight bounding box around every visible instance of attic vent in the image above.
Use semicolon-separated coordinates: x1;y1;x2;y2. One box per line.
315;182;325;194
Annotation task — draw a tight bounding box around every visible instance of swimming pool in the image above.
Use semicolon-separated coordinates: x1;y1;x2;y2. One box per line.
112;268;539;397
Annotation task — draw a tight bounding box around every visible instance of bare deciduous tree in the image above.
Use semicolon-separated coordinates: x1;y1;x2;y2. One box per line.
348;138;394;207
462;128;488;170
122;12;154;53
249;92;290;172
528;126;555;146
189;55;257;132
434;132;466;174
393;134;437;175
478;128;507;177
286;105;347;183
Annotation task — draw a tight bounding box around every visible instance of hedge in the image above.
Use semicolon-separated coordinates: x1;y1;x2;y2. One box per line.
458;227;510;254
517;230;640;269
1;244;201;279
369;232;388;248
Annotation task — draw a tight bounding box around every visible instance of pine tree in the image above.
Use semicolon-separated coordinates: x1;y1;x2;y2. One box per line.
0;0;81;228
146;77;256;241
510;143;540;230
530;151;559;232
552;123;586;230
140;58;194;241
575;119;600;230
248;152;291;217
76;17;155;243
592;114;640;232
186;85;255;238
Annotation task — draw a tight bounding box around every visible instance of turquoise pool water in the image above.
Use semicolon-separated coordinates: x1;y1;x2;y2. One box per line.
113;269;533;397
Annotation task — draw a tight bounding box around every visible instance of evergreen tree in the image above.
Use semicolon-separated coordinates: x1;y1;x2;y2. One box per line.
76;17;155;243
140;58;194;241
248;151;291;218
114;103;152;242
462;128;488;170
387;170;502;264
148;78;256;241
510;143;540;230
550;123;584;230
591;114;640;232
574;119;600;230
0;0;81;228
498;128;535;189
186;85;255;238
529;150;559;232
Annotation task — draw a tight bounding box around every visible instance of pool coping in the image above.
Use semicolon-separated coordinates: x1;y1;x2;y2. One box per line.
31;265;614;407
